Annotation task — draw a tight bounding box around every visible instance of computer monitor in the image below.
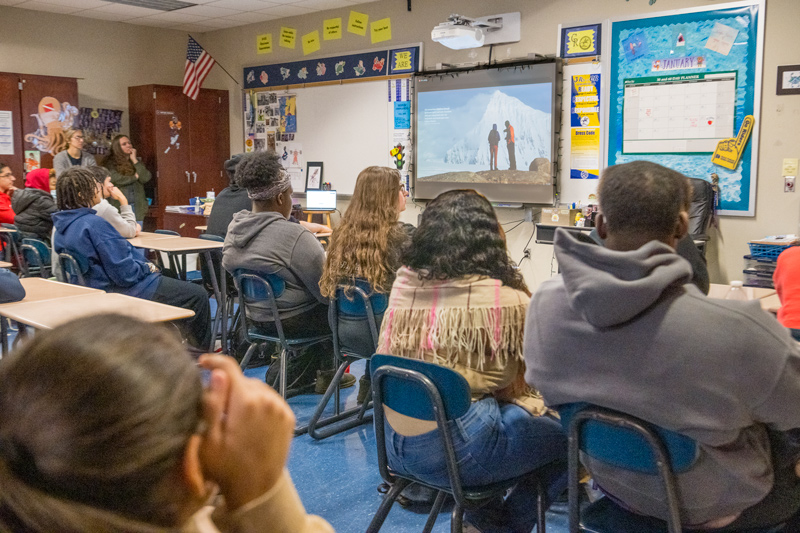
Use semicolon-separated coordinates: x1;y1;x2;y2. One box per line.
306;190;337;211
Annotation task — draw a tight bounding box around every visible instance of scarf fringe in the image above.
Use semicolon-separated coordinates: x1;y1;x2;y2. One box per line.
379;303;528;371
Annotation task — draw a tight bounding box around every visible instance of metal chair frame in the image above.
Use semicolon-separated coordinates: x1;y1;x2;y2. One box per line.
369;356;547;533
0;224;25;275
198;233;236;353
566;406;687;533
307;283;379;440
20;238;51;278
234;271;332;436
57;252;86;286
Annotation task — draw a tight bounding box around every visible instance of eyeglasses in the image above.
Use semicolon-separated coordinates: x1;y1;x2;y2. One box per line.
0;172;12;179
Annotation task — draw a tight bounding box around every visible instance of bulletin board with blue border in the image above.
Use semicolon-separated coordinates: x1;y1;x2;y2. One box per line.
607;1;764;216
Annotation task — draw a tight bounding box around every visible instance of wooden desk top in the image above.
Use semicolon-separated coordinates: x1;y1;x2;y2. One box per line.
126;232;181;248
133;236;223;253
0;261;11;268
0;278;102;308
195;225;208;231
1;292;194;329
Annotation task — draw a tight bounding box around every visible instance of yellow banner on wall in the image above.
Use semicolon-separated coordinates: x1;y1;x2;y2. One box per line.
371;17;392;43
256;33;272;54
348;11;368;36
324;18;342;40
566;29;597;55
302;30;321;55
279;27;297;49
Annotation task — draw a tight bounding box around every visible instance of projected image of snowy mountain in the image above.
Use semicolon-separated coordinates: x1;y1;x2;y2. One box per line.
417;84;553;185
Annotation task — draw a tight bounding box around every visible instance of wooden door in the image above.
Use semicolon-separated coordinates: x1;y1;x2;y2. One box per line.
0;73;23;181
189;88;229;198
152;86;190;209
18;74;79;171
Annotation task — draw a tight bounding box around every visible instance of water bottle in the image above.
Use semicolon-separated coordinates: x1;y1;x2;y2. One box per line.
725;280;748;301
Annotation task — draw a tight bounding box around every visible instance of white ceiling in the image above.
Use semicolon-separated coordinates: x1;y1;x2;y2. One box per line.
0;0;383;32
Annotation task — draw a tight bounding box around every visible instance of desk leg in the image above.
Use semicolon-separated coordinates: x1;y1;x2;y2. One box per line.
203;251;225;353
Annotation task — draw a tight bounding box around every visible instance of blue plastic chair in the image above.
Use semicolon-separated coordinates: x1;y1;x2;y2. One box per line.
307;281;386;440
20;238;51;278
0;224;24;273
233;270;332;435
57;252;87;286
368;354;548;533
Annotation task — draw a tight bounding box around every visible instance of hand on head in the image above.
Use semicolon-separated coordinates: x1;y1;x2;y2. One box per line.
197;354;295;510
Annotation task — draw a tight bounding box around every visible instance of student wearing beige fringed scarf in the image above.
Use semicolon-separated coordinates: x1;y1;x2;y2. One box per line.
377;190;567;533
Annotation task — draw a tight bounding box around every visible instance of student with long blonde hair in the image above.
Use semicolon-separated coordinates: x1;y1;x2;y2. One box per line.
319;166;411;403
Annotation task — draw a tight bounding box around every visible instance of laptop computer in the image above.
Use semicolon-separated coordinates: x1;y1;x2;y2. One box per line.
306;190;337;211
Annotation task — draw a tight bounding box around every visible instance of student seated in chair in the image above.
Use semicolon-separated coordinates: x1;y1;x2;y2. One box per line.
378;189;567;533
525;161;800;529
0;314;332;533
222;151;353;391
774;245;800;342
51;168;211;349
0;268;24;303
319;166;413;404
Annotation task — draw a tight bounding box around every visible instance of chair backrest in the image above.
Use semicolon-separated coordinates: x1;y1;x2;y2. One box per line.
687;177;715;240
329;281;387;359
155;229;181;236
371;354;471;421
58;252;87;286
1;224;24;270
559;403;698;475
20;239;51;278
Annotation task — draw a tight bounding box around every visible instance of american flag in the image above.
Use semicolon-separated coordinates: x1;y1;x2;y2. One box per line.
183;37;215;100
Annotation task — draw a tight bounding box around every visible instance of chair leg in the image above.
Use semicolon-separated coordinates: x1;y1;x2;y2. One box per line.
537;478;547;533
239;343;258;370
307;356;373;440
279;348;289;399
366;477;411;533
451;503;463;533
423;491;447;533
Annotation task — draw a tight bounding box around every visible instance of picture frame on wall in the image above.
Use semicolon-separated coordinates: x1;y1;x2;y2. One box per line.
306;161;323;190
777;65;800;95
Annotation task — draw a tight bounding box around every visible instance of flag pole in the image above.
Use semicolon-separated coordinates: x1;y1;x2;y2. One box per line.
189;34;241;88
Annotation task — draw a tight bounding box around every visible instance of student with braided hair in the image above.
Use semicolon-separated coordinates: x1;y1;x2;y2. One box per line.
51;168;211;349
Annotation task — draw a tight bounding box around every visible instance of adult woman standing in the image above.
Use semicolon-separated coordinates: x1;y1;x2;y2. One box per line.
319;166;411;403
0;314;332;532
104;135;152;224
377;190;567;533
53;129;96;179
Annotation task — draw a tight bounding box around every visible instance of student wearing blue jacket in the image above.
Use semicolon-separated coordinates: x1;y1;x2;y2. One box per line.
0;269;24;303
51;168;211;348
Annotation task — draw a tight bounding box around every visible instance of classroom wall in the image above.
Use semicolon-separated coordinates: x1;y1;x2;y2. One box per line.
0;6;196;136
200;0;800;291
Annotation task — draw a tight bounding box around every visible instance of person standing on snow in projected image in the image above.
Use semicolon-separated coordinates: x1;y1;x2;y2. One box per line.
488;124;500;171
504;120;516;171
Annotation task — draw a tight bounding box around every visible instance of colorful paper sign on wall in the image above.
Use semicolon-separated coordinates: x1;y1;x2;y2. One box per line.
24;150;39;172
371;17;391;44
302;31;320;56
280;27;297;49
393;101;410;129
324;18;342;40
712;115;754;170
390;48;417;74
570;129;600;179
571;74;600;128
257;34;272;54
348;11;368;36
561;24;601;59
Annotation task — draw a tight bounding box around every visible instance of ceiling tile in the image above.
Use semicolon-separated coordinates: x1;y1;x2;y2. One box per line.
205;0;277;10
13;1;81;13
87;3;162;16
221;10;280;23
293;0;353;10
135;10;205;22
168;4;240;17
0;0;27;5
257;4;313;17
196;16;245;28
124;16;179;26
32;0;106;8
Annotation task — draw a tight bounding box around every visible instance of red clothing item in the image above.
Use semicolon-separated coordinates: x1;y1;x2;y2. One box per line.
0;191;14;224
24;168;51;192
774;246;800;329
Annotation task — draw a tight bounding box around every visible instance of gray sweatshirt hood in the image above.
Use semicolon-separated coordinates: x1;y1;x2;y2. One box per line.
226;210;285;249
554;228;692;328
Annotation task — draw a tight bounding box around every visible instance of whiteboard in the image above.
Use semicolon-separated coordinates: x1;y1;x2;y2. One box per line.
288;80;391;196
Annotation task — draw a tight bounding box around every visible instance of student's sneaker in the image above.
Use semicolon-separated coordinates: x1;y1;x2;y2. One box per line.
357;375;371;405
314;369;356;393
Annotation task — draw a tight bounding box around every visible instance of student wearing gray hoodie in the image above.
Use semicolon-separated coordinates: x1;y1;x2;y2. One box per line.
524;161;800;530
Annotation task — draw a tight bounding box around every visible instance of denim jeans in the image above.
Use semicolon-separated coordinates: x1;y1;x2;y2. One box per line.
385;397;568;532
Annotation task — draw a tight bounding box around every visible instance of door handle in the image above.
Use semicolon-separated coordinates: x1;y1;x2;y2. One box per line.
185;171;190;183
192;171;197;183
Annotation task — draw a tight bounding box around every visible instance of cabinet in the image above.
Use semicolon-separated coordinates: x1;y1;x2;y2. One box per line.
128;85;229;229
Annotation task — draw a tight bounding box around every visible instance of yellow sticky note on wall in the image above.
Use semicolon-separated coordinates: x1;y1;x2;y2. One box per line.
280;27;297;49
371;17;391;43
324;18;342;40
348;11;368;36
302;30;321;56
566;29;596;55
257;33;272;54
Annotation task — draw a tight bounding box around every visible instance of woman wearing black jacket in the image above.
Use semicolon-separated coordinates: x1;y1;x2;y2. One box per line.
11;168;56;243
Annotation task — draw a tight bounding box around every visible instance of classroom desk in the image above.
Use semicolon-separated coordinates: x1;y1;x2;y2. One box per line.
1;292;194;331
126;232;181;248
708;283;780;313
129;236;226;352
0;278;103;354
0;261;11;268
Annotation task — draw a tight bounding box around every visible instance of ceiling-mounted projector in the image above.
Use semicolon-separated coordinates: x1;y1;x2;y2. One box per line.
431;13;520;50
